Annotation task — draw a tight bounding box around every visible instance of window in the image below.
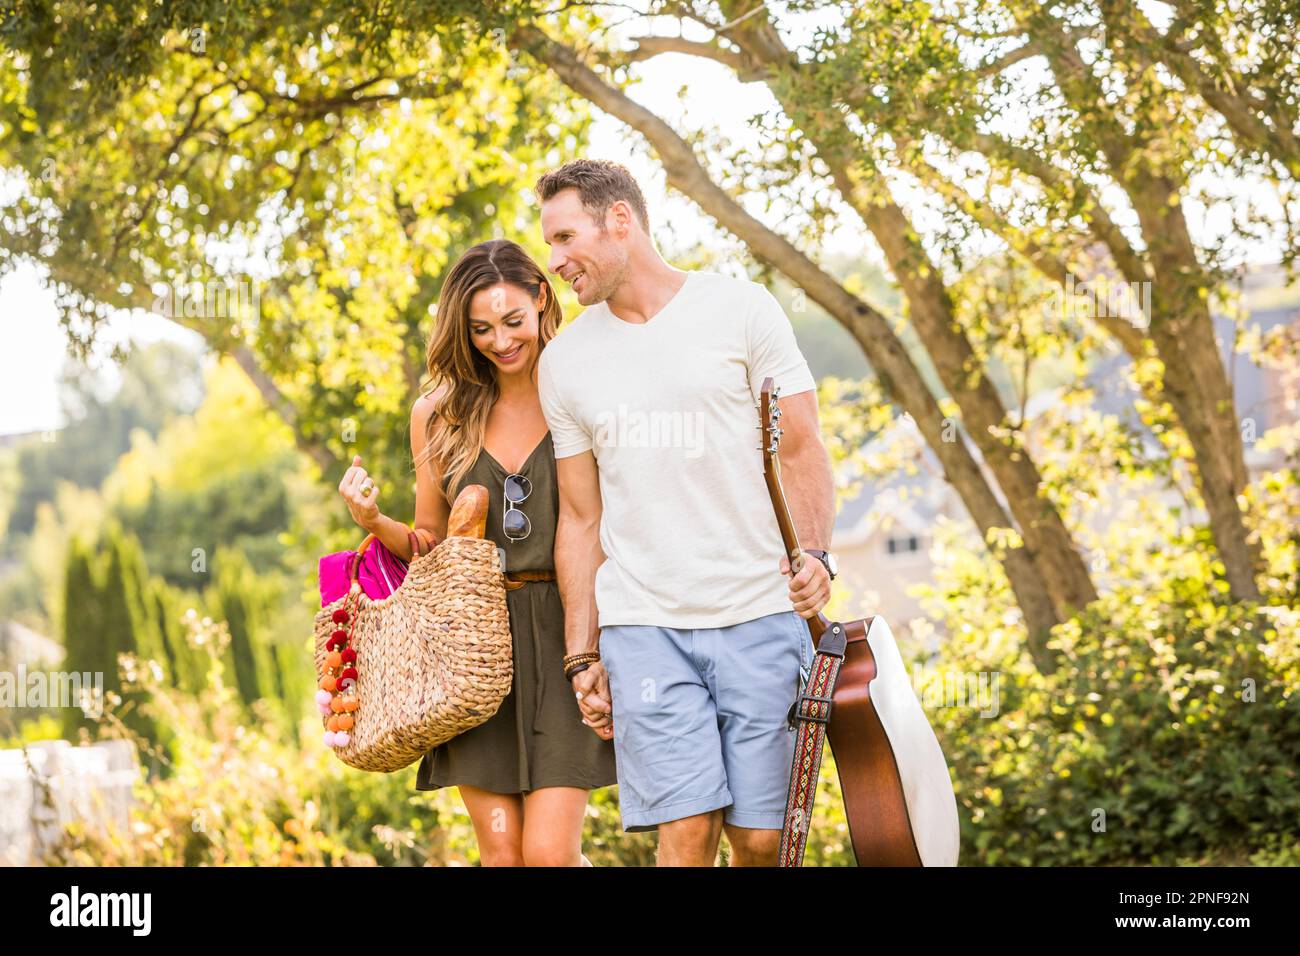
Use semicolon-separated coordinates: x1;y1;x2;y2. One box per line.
887;535;920;555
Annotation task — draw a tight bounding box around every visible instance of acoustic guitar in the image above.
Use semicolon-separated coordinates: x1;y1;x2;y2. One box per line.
758;377;960;867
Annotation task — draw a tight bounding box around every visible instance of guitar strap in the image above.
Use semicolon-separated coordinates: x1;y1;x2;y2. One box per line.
778;621;847;867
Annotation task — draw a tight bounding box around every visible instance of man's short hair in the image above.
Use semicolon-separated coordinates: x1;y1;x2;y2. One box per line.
535;159;650;233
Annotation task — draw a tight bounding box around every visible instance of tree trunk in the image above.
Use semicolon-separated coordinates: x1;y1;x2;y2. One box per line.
1127;183;1264;599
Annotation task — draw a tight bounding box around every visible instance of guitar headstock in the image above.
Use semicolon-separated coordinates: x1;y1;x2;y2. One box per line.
757;375;785;471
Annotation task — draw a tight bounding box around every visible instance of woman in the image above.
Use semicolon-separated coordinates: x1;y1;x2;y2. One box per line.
337;238;617;866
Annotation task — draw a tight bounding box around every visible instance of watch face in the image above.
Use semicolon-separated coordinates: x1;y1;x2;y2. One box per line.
810;550;837;576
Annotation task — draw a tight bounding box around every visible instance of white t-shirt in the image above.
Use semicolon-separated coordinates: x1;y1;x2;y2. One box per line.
538;270;818;629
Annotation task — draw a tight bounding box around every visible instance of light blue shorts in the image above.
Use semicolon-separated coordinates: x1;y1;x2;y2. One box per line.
599;610;814;832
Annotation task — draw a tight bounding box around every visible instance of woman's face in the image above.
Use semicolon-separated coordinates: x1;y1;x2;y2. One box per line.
467;281;545;374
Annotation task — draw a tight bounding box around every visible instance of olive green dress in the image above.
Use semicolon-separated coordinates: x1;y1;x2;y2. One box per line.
415;431;618;795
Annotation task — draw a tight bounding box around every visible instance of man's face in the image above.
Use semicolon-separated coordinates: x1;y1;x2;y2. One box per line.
541;188;629;306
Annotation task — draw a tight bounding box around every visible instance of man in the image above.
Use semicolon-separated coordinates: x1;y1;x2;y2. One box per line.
535;159;837;866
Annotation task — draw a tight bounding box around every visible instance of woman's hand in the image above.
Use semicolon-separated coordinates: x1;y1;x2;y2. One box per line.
573;662;614;741
339;454;382;532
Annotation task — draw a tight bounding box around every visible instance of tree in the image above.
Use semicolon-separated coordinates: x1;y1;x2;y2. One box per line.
96;523;165;747
826;0;1284;601
150;576;207;695
59;522;164;747
59;535;104;740
204;546;277;710
0;1;595;502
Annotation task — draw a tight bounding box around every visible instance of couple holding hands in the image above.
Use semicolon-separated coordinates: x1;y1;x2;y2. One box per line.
338;159;837;867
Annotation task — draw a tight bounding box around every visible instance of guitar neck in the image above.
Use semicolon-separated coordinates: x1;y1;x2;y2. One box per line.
762;445;830;643
763;457;804;571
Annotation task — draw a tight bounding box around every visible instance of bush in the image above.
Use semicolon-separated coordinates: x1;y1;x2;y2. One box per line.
45;612;459;865
930;585;1298;865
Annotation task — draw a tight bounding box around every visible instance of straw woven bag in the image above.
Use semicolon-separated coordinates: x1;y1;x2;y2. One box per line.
313;484;513;773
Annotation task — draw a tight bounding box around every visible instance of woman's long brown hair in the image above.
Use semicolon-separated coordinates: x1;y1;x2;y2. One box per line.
415;239;563;504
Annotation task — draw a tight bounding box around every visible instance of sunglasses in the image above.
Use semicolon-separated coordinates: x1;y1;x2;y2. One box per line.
503;473;531;542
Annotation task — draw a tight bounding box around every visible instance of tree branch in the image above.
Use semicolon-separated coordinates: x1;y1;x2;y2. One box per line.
617;34;765;81
1135;19;1300;176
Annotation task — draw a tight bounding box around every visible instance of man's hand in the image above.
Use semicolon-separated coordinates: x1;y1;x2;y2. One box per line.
779;550;831;619
573;661;613;740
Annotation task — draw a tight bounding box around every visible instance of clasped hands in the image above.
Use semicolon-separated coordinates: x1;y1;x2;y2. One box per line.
574;663;614;740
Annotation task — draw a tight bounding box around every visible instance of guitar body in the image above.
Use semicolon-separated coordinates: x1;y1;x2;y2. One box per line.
820;614;960;866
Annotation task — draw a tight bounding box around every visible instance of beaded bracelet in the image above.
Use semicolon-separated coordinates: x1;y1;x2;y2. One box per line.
565;662;593;681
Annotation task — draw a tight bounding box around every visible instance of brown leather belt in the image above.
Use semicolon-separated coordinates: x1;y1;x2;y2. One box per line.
503;570;558;590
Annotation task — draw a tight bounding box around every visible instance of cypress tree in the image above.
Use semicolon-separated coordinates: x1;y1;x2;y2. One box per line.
116;529;168;671
98;523;161;749
60;537;105;740
149;578;179;686
274;638;313;735
153;580;204;694
206;548;275;709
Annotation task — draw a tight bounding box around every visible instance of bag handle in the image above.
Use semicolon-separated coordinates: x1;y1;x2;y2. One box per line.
347;524;437;585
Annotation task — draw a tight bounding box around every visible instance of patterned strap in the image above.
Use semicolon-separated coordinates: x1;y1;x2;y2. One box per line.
779;622;847;868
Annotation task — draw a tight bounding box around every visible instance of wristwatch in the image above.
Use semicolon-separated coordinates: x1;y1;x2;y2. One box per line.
804;549;838;581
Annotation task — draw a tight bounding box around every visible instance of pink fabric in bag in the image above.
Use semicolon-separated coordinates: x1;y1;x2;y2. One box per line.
318;537;412;607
